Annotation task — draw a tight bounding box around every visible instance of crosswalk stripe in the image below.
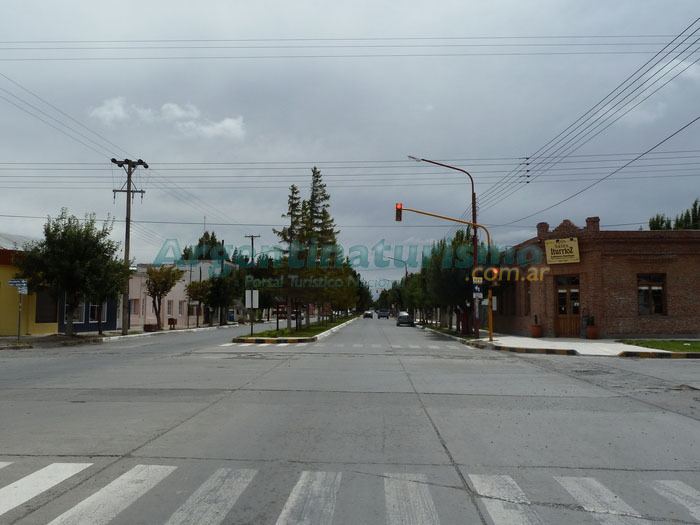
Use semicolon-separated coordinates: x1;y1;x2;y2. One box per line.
165;468;257;525
649;480;700;520
352;343;363;348
428;345;440;349
409;345;420;349
276;343;289;347
469;474;539;524
218;343;235;347
239;343;252;347
259;343;271;347
385;473;440;525
276;471;342;525
555;476;642;524
371;344;382;348
0;462;92;518
48;464;176;525
393;345;402;349
0;462;11;470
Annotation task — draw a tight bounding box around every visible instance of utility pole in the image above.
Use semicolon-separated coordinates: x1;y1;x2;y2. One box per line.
244;234;260;336
112;158;148;335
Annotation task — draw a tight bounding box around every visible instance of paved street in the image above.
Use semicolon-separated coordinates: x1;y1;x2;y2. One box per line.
0;318;698;524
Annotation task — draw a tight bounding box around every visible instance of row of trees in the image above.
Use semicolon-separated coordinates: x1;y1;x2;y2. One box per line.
649;198;700;230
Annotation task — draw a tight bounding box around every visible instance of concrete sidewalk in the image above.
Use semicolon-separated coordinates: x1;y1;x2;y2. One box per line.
488;335;652;356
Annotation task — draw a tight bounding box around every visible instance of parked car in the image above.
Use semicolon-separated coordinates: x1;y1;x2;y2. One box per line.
396;311;414;326
377;309;390;319
363;310;373;319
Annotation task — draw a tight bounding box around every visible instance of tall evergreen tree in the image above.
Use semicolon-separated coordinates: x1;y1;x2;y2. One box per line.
649;198;699;230
274;184;302;246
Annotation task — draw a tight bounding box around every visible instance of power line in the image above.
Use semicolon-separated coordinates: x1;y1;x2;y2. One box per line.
499;115;700;225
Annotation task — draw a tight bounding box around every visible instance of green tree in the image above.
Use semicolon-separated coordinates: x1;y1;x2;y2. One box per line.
87;258;131;335
207;272;240;325
273;184;303;247
17;209;121;336
185;280;210;328
182;231;227;261
146;265;185;330
649;198;699;230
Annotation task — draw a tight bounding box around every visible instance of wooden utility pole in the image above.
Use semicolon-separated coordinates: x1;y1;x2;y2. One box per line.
112;158;148;335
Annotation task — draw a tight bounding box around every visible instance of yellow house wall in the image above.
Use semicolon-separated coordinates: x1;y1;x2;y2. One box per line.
0;265;57;336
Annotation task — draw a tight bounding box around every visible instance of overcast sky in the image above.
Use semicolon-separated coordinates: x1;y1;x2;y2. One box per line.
1;1;698;289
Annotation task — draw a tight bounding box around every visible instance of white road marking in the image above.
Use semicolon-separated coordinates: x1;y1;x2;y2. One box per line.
392;345;402;349
259;343;271;347
555;476;642;525
239;343;253;347
0;462;92;518
48;464;177;525
649;480;700;520
352;343;363;348
0;462;11;470
409;345;420;349
276;343;289;347
276;471;342;525
469;474;539;524
371;344;382;348
385;472;440;525
218;343;235;347
166;468;257;525
428;345;440;349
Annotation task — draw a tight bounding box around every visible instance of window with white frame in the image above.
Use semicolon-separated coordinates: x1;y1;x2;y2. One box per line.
89;302;108;323
167;299;173;316
65;301;85;324
178;300;186;316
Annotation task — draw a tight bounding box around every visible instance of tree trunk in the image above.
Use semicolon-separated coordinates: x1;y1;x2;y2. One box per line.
153;297;162;330
305;304;310;328
196;302;200;327
286;297;292;331
97;303;103;335
65;304;76;336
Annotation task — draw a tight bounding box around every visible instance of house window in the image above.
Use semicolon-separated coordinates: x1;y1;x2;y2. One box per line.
89;302;108;323
638;274;666;315
167;299;173;316
178;300;186;316
129;298;140;316
65;302;85;324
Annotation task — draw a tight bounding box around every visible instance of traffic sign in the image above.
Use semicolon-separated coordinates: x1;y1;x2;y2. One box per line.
8;278;27;286
245;289;259;309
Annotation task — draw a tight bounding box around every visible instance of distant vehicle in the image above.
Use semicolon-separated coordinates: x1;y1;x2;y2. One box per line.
363;310;373;318
396;311;414;327
377;309;390;319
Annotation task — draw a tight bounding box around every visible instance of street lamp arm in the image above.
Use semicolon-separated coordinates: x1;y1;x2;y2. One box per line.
408;156;475;192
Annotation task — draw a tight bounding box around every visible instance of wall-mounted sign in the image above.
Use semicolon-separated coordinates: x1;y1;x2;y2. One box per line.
544;237;580;264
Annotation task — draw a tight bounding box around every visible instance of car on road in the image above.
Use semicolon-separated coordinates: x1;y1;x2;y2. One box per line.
396;311;414;326
363;310;373;318
377;309;390;319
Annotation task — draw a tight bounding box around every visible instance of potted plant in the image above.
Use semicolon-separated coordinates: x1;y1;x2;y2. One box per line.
585;315;599;339
530;315;543;338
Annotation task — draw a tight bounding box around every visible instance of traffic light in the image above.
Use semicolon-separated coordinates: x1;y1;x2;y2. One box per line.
395;202;403;222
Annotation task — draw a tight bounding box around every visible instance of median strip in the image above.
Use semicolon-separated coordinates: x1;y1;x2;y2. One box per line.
233;316;357;344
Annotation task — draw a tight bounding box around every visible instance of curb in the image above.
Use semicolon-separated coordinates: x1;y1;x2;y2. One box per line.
100;323;237;342
619;350;700;359
423;325;700;358
233;316;358;344
0;343;34;350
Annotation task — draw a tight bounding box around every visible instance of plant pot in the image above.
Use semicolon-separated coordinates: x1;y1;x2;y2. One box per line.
586;325;599;339
530;324;543;338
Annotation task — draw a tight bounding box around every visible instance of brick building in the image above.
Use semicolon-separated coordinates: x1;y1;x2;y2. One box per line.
493;217;700;338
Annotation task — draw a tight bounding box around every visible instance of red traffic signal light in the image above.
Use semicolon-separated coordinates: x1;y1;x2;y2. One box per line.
395;202;403;222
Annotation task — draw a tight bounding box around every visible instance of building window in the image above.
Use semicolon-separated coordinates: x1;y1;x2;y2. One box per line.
65;302;85;324
89;302;108;323
178;300;186;316
638;274;666;315
167;299;173;316
129;298;140;316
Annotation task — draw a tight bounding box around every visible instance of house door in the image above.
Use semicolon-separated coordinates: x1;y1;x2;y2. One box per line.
555;276;580;337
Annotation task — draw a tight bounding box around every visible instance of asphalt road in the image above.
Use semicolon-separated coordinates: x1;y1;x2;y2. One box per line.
0;318;698;524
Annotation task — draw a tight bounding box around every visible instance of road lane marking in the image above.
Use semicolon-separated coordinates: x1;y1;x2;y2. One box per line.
0;463;92;518
649;480;700;520
259;343;271;347
276;343;289;347
392;345;402;349
239;343;253;347
428;345;440;349
469;474;540;524
276;471;342;525
409;345;420;349
166;468;257;525
0;462;11;470
352;343;363;348
48;464;176;525
385;473;440;525
218;343;235;347
371;344;382;348
555;476;642;524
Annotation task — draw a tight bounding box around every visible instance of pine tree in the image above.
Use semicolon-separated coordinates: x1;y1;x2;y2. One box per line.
274;185;302;246
649;198;699;230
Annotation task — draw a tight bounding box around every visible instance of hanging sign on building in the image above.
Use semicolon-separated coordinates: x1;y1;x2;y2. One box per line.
544;237;580;264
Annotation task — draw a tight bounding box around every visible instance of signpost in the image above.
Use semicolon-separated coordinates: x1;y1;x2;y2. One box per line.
245;290;259;336
8;279;28;342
